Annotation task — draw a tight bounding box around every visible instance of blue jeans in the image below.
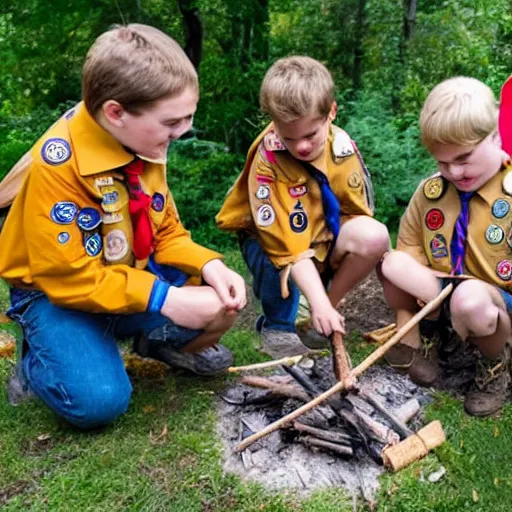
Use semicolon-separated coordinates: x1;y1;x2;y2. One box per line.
8;260;202;429
241;236;299;333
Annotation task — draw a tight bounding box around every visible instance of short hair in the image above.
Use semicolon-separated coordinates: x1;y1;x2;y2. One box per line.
82;24;198;116
420;76;498;149
260;56;335;123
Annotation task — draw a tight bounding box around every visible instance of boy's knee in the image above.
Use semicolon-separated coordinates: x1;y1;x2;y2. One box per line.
380;250;410;279
342;218;389;257
450;282;498;328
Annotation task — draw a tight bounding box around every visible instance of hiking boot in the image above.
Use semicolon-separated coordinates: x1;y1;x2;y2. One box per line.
464;346;511;417
260;327;310;359
7;360;34;406
133;336;233;376
385;342;439;387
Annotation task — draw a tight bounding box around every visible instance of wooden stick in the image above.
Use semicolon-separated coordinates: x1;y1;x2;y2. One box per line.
362;323;396;340
234;284;452;453
297;435;354;457
241;376;310;402
293;421;352;445
331;331;352;384
227;354;304;373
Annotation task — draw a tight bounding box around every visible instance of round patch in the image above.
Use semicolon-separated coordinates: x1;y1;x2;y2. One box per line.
423;177;444;200
77;207;102;231
50;201;78;224
104;229;129;263
256;204;275;227
42;138;72;165
84;233;102;257
151;192;165;212
255;185;270;200
430;234;448;259
425;208;445;230
348;172;362;188
102;191;119;205
492;199;510;219
485;224;504;244
289;210;308;233
503;172;512;196
289;185;307;198
57;232;70;244
496;260;512;281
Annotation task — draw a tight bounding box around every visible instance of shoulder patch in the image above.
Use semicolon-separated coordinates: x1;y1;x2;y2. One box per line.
423;176;445;200
332;130;355;159
263;130;286;152
42;138;72;165
502;166;512;195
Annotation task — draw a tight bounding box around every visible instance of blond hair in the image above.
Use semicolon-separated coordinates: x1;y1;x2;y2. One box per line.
260;56;335;123
82;24;198;116
420;76;498;149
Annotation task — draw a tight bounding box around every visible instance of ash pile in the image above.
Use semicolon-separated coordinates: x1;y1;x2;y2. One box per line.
217;356;431;501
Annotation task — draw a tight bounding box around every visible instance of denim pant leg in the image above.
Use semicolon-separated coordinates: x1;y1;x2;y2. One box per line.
241;236;299;332
11;294;132;429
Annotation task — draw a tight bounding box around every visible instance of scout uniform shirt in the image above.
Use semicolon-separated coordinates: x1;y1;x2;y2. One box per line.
0;103;220;314
216;123;374;268
397;161;512;290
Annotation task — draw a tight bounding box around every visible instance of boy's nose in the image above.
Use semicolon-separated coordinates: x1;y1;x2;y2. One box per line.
296;140;312;154
448;163;464;178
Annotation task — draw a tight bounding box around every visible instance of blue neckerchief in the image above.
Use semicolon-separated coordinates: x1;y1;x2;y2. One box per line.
450;191;473;275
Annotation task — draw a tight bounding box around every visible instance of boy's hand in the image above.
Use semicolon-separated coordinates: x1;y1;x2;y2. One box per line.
201;259;247;312
311;302;346;337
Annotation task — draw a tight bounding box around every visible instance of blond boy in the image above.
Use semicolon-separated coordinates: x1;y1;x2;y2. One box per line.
0;24;246;428
381;76;512;417
217;56;389;358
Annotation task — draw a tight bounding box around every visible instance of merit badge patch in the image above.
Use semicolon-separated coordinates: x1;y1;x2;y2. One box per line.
289;204;308;233
255;185;270;200
151;193;165;212
103;212;124;225
423;177;444;200
84;233;102;257
425;208;445;230
485;224;504;244
57;232;70;244
289;185;307;198
50;201;78;225
503;172;512;196
430;234;448;259
492;198;510;219
104;229;129;263
496;260;512;281
263;131;286;152
77;207;102;231
95;177;114;188
348;171;362;188
256;204;275;227
42;138;72;165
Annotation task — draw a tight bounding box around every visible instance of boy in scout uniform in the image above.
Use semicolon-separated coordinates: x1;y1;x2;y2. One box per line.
381;76;512;416
0;24;246;429
216;56;390;358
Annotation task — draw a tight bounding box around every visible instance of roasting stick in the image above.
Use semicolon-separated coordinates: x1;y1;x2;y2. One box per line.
227;355;304;373
234;283;453;453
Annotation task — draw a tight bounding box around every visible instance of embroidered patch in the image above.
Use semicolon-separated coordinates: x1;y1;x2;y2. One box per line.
104;229;129;263
77;207;102;231
57;232;70;244
507;226;512;248
263;131;286;152
503;172;512;196
430;234;448;259
42;138;72;165
256;204;275;227
95;177;114;188
64;109;75;120
103;191;119;205
348;171;362;188
496;260;512;281
103;212;124;225
425;208;444;230
492;199;510;219
84;232;102;257
485;224;504;244
289;208;308;233
332;131;354;159
50;202;78;224
423;177;444;200
151;192;165;212
289;185;307;198
256;185;270;200
256;174;275;185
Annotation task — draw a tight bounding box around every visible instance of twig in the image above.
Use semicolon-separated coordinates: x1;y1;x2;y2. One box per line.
297;435;353;457
234;284;453;453
293;421;352;445
241;376;310;402
227;355;303;373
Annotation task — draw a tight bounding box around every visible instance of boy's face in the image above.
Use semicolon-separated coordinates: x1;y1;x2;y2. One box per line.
113;87;198;160
273;105;335;162
430;133;504;192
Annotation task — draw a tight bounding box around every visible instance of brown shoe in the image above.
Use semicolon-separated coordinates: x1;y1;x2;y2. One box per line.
464;345;511;417
385;342;439;387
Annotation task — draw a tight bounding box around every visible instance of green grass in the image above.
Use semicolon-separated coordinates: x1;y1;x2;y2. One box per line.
2;257;512;511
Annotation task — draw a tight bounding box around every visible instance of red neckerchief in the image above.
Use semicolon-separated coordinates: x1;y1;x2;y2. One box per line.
124;158;154;260
500;75;512;155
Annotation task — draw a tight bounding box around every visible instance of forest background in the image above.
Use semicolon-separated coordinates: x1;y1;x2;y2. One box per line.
0;0;510;246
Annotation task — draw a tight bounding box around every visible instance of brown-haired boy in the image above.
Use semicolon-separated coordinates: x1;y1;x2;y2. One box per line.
381;76;512;417
0;24;246;429
217;56;389;358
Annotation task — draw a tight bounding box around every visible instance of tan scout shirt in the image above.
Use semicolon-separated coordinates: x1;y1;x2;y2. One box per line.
216;123;374;268
397;161;512;290
0;103;220;313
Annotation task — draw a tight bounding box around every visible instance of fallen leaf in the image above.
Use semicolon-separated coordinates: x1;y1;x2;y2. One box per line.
149;424;168;445
143;405;156;414
0;332;15;359
494;425;500;438
494;477;500;487
472;489;479;503
460;439;464;449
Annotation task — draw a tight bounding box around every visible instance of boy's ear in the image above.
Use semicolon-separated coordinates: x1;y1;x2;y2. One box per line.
101;100;127;128
328;102;337;122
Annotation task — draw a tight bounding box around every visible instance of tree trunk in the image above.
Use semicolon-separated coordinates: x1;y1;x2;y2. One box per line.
177;0;203;70
352;0;366;92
